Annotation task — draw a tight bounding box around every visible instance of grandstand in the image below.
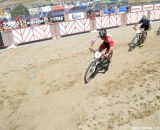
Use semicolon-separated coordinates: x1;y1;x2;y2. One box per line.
0;0;159;8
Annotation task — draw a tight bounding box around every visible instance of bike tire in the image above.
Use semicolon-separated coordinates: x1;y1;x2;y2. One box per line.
84;60;98;84
128;35;138;52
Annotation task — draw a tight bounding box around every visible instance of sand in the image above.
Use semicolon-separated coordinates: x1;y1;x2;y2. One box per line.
0;21;160;130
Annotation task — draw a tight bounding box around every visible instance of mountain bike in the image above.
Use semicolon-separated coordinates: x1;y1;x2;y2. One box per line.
128;28;147;52
84;51;109;84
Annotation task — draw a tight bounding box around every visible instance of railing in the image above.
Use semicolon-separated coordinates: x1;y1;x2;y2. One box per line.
0;3;160;48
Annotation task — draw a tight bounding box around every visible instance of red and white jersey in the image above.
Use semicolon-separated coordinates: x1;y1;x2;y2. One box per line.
103;34;114;47
91;33;115;49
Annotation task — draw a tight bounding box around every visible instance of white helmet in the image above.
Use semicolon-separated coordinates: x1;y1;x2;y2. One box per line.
142;15;147;19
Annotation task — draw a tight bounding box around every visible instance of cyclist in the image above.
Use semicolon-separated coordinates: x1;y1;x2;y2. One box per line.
133;15;151;46
89;29;115;69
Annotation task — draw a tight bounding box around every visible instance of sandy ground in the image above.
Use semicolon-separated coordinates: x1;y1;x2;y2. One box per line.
0;21;160;130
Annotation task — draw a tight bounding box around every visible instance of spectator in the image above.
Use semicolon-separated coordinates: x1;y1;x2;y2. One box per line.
108;6;113;14
0;19;9;32
26;16;31;27
0;20;4;31
87;8;94;18
126;5;131;13
15;15;23;28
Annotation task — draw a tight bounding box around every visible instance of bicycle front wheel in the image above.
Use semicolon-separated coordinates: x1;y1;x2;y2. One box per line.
84;60;98;84
128;35;139;52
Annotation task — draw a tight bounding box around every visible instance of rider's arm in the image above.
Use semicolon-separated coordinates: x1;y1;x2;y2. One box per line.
89;35;100;52
104;47;113;59
134;19;142;29
134;22;139;29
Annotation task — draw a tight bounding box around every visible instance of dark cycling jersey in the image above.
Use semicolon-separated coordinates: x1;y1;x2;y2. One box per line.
139;17;150;26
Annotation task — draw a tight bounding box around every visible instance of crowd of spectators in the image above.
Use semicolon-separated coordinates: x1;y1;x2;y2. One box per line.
0;3;131;32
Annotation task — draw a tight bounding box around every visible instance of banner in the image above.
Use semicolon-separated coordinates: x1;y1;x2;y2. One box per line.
28;8;39;15
42;6;52;12
51;6;64;11
29;18;45;25
49;16;64;22
131;6;142;12
119;7;127;13
143;5;153;11
103;8;115;14
64;5;74;10
154;4;160;10
68;12;85;20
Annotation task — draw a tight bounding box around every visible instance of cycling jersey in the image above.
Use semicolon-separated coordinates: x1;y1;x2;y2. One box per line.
103;34;114;47
139;17;150;26
99;34;114;50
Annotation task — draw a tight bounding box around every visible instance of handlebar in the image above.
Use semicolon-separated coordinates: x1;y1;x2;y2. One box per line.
89;47;96;53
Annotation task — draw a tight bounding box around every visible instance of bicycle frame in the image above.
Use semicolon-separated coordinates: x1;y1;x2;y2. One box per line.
135;29;145;45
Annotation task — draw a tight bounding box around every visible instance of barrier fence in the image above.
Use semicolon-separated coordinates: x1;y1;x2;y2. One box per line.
0;4;160;48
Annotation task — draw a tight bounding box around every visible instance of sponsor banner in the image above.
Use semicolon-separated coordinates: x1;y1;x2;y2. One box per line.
119;7;127;13
143;4;153;11
103;8;115;14
68;12;85;20
131;6;142;12
49;16;64;22
64;5;74;10
42;6;51;12
30;18;45;25
103;9;109;14
154;4;160;10
28;8;39;15
51;6;65;11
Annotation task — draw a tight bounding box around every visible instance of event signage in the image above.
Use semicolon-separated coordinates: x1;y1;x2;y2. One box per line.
28;8;39;15
51;6;64;11
42;6;52;12
119;7;127;13
29;18;44;25
103;8;115;14
68;12;85;20
143;5;153;11
50;16;64;22
154;4;160;10
131;6;142;12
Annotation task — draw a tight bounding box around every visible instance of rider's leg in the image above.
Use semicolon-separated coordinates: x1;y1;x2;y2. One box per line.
102;49;113;71
105;49;113;63
141;28;148;45
143;26;148;40
139;26;148;47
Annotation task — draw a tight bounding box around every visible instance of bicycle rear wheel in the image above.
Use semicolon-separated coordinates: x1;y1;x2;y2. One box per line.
84;60;98;84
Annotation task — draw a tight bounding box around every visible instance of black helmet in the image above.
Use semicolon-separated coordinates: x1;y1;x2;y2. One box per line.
99;29;106;38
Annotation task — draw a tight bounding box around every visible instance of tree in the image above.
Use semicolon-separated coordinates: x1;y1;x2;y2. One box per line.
11;5;29;20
